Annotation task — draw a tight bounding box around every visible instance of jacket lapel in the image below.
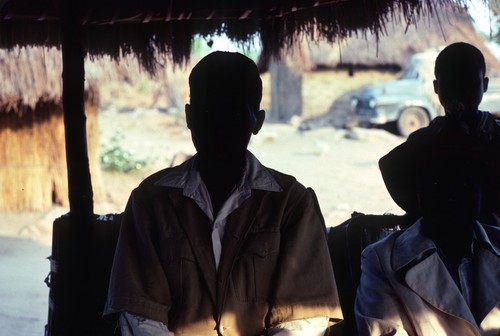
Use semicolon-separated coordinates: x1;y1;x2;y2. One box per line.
404;252;477;324
393;221;478;326
472;224;500;323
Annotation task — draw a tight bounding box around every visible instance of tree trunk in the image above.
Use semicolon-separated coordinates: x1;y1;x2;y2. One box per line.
269;58;303;123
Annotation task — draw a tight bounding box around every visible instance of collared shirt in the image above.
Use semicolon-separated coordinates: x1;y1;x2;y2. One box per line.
158;152;282;270
119;151;330;336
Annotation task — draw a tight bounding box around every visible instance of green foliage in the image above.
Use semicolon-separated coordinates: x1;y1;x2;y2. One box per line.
100;132;150;173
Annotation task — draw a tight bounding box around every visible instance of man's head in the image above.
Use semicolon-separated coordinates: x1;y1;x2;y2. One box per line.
185;51;265;165
433;42;489;120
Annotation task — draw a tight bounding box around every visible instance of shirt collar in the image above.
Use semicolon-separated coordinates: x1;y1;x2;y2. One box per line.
154;150;283;193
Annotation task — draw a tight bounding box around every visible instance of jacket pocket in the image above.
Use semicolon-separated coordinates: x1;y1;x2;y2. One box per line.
232;231;280;302
159;235;197;303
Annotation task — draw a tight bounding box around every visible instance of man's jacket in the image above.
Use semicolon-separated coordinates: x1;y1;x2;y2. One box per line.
104;157;342;335
355;219;500;335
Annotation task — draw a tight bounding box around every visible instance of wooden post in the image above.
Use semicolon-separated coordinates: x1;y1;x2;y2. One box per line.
60;2;94;218
45;1;100;335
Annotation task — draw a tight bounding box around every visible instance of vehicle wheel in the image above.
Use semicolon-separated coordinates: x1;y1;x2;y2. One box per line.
397;107;430;137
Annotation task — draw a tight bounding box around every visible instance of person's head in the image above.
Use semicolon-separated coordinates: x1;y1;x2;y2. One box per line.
185;51;265;165
433;42;489;120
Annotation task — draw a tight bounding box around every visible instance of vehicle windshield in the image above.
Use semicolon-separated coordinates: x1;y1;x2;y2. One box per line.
399;51;438;80
399;62;420;79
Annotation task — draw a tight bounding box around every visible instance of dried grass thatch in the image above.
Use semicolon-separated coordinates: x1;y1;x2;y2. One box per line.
0;47;63;113
0;92;103;211
0;44;187;211
308;4;500;73
0;46;109;211
0;46;158;115
0;0;487;73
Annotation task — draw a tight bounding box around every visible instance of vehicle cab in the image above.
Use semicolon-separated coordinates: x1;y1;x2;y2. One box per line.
351;50;441;137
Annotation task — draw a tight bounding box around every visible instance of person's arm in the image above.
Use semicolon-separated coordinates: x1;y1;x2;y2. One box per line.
267;187;342;333
354;246;409;336
119;312;173;336
104;189;172;324
267;316;330;335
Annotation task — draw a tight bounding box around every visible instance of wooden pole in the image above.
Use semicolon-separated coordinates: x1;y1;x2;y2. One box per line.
45;1;99;334
60;2;94;218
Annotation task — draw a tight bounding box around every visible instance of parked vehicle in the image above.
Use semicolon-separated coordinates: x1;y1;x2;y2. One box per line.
351;50;500;137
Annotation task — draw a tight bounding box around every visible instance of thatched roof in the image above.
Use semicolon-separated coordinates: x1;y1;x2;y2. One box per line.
0;47;62;112
0;0;484;72
308;4;500;74
0;46;147;113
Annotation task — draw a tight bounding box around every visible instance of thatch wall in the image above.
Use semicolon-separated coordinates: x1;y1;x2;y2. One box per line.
0;46;183;211
0;89;103;211
0;47;104;211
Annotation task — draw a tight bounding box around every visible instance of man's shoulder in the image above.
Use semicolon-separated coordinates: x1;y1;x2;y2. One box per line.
264;166;296;181
136;167;178;189
263;166;306;190
479;110;500;128
258;165;320;205
411;113;500;142
126;167;179;203
406;121;437;140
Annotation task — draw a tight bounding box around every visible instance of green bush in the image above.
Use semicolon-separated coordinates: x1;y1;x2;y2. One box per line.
100;132;150;173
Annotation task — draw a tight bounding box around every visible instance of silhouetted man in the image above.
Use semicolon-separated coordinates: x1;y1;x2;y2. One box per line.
380;42;500;225
356;133;500;335
104;51;342;335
